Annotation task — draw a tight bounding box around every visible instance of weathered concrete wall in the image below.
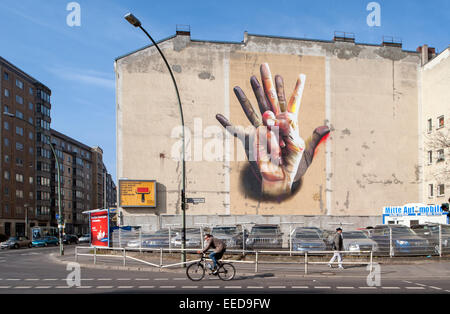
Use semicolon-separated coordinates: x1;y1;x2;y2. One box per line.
116;32;422;225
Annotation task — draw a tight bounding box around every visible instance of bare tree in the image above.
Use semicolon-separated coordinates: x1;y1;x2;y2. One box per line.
425;128;450;181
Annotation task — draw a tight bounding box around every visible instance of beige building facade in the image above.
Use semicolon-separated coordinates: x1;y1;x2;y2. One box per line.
115;30;447;228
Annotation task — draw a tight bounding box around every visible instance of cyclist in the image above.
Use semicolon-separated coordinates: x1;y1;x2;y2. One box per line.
198;233;226;275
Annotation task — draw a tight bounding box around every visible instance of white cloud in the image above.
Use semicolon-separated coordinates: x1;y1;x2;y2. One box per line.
48;66;115;90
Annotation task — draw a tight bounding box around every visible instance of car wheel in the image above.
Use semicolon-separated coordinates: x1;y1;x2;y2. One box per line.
28;243;32;248
14;243;19;249
44;243;48;247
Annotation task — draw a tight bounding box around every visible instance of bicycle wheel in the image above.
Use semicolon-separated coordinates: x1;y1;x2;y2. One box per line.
217;263;235;281
186;262;205;281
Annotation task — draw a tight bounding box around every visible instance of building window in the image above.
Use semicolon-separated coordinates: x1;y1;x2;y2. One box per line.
29;102;33;110
4;89;9;97
16;110;24;119
437;116;445;129
16;190;24;199
29;87;33;95
16;95;23;105
4;155;10;163
28;117;33;125
16;158;24;166
16;126;23;136
16;142;24;151
4;72;9;80
29;177;33;184
437;149;445;162
438;184;445;196
15;174;24;183
427;119;433;133
16;79;24;89
4;138;9;146
4;171;10;180
429;184;434;197
4;121;9;130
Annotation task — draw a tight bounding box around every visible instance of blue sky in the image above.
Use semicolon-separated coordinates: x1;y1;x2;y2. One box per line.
0;0;448;183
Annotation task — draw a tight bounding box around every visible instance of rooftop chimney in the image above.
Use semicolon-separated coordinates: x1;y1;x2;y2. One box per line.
176;24;191;36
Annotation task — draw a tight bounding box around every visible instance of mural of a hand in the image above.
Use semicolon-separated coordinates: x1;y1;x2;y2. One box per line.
216;63;330;198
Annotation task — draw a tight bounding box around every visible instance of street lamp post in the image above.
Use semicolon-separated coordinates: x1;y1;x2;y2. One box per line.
48;139;64;256
124;13;187;265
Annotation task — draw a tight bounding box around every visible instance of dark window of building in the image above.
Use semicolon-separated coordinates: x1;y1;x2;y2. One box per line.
4;72;9;80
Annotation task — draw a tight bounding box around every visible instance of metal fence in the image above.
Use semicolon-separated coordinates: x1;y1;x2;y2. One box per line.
109;224;450;257
74;246;374;275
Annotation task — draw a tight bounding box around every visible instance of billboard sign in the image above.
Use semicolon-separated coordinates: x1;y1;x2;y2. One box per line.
90;209;110;247
119;180;157;208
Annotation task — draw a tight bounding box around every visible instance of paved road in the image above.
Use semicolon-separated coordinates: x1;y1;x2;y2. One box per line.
1;245;450;294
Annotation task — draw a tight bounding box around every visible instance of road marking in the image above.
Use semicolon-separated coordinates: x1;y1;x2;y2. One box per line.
337;287;355;289
174;278;186;281
43;279;58;281
55;286;70;289
82;279;94;281
98;278;112;281
247;286;264;289
135;278;150;281
314;286;331;289
35;286;52;289
224;286;242;289
97;286;114;289
154;278;168;281
25;279;39;281
117;278;131;281
14;286;32;289
429;286;442;290
414;283;427;287
182;286;199;289
291;286;309;289
406;287;425;290
159;286;176;289
382;287;401;290
203;286;220;289
358;287;377;289
118;286;134;289
0;286;11;289
269;286;286;289
6;279;20;281
77;286;92;289
138;286;155;289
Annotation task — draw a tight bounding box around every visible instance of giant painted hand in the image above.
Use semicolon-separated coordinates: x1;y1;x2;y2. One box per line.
216;64;330;198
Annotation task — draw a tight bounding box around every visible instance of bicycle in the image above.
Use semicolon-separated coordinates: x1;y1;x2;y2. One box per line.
186;253;236;281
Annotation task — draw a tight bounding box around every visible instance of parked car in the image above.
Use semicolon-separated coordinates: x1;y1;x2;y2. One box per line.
32;236;59;247
299;227;325;239
292;228;326;252
341;230;378;253
63;234;79;245
211;225;247;248
411;224;450;254
245;224;283;250
370;225;432;256
142;228;180;248
1;236;32;249
78;234;91;243
171;228;203;248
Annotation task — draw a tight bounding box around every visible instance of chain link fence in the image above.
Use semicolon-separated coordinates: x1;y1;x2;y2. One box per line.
108;223;450;257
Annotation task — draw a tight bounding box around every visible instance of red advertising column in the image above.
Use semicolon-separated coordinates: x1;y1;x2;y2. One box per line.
90;210;110;247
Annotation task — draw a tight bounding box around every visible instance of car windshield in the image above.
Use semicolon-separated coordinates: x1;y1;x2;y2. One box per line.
295;231;320;239
342;231;368;239
251;227;278;235
212;227;237;235
8;237;18;241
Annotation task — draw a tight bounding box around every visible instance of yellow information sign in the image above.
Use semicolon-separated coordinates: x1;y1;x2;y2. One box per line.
119;180;156;208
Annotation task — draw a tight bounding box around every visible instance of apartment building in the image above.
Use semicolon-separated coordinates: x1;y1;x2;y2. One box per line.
0;57;52;237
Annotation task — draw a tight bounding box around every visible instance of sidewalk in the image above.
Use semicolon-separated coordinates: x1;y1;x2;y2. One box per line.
51;246;450;280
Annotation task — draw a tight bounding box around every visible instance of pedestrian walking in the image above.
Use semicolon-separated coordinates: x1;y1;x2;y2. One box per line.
328;227;344;269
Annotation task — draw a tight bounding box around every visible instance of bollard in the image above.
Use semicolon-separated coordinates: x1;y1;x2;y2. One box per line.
304;251;308;275
94;247;97;265
123;248;126;266
255;251;258;273
160;248;163;267
75;247;78;262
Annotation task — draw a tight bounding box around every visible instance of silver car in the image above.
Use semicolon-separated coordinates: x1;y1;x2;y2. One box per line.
342;231;378;252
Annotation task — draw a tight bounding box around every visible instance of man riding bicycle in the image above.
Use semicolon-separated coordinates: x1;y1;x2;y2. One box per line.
198;234;226;275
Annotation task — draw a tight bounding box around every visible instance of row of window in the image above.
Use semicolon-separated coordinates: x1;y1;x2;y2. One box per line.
3;139;34;154
4;106;34;124
51;137;92;160
427;116;445;132
4;122;34;139
3;72;34;95
1;205;50;217
428;183;446;198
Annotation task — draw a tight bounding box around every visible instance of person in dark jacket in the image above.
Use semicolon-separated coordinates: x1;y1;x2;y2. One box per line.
199;234;227;274
328;228;344;269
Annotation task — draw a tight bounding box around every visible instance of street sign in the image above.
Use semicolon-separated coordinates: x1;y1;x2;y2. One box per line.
187;198;205;204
